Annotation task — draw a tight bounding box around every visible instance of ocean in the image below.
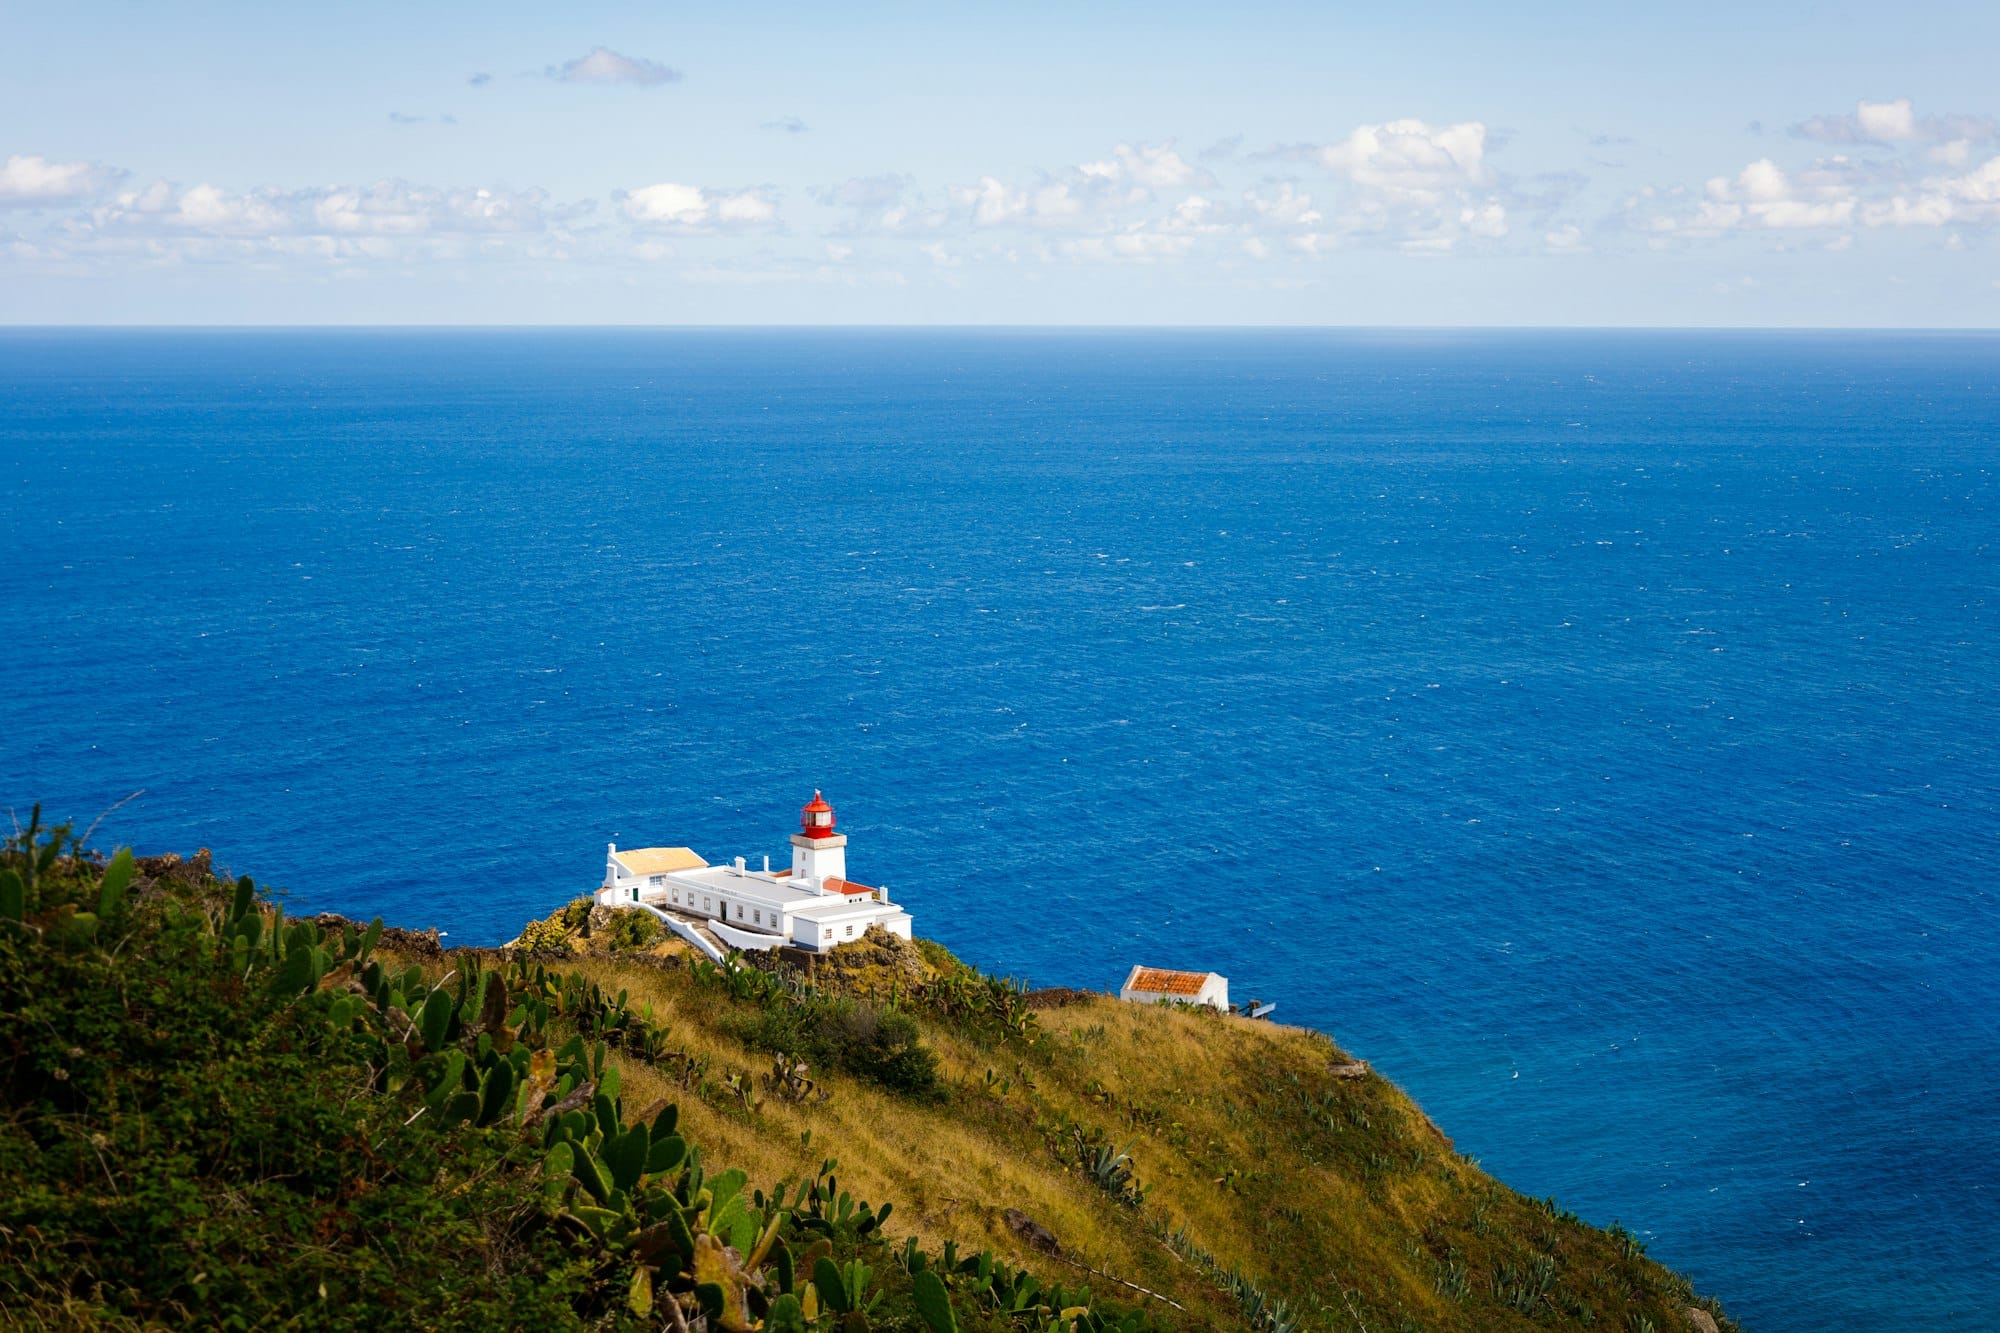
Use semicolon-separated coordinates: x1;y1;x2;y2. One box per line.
2;328;1995;1329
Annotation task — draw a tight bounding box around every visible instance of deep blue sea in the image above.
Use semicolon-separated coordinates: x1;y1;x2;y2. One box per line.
3;329;1996;1329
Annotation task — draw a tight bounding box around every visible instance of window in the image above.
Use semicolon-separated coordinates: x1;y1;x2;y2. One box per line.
822;929;833;941
649;875;664;887
753;909;762;925
736;905;744;920
703;898;711;913
844;924;855;937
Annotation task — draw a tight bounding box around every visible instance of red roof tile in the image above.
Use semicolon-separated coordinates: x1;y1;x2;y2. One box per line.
1129;968;1211;995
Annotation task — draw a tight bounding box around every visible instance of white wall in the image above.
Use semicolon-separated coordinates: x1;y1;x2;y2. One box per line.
711;919;785;953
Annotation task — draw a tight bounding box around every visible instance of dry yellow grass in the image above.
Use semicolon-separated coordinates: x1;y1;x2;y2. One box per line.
386;937;1736;1332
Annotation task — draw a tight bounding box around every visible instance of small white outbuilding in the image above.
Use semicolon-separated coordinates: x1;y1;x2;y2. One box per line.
1119;965;1229;1011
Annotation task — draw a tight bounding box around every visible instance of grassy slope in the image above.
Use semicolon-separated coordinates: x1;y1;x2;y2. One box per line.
1;821;1737;1333
484;913;1738;1333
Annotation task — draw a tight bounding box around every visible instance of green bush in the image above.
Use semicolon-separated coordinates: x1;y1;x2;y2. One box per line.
604;906;663;952
837;1005;941;1097
517;913;576;954
0;823;591;1325
724;986;940;1099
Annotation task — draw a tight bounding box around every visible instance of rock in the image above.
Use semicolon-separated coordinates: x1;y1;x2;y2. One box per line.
1003;1208;1060;1255
773;924;934;992
379;924;446;959
1023;987;1096;1010
135;848;213;891
1687;1309;1721;1333
1329;1060;1370;1080
307;911;447;958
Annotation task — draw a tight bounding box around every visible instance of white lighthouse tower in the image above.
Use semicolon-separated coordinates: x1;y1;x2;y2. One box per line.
790;790;847;887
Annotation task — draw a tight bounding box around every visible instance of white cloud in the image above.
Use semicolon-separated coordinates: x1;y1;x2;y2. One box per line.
1792;98;1995;146
1461;202;1508;238
1545;223;1586;252
1654;103;2000;241
1162;194;1230;233
1276;119;1513;249
1929;140;1975;168
622;182;777;230
622;182;707;226
89;179;581;239
946;142;1219;241
951;175;1084;227
715;192;777;225
1657;158;1858;234
1056;231;1196;262
0;153;122;207
1245;183;1322;227
549;47;681;87
1314;119;1491;203
1076;142;1215;190
1857;99;1918;142
1864;154;2000;227
931;125;1510;260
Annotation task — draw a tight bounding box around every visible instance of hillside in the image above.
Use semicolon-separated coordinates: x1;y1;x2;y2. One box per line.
1;818;1740;1332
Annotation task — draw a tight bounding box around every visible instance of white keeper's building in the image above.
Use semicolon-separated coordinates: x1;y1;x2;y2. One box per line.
598;791;913;954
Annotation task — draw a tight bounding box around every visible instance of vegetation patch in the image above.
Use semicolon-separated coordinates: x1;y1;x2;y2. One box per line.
1;811;1745;1332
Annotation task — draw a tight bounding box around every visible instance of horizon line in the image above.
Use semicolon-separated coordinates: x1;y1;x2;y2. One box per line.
3;322;1998;334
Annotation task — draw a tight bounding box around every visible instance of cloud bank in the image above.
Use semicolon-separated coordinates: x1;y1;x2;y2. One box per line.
8;95;2000;294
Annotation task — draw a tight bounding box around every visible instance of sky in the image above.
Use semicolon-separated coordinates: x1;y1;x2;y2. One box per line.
4;1;1999;325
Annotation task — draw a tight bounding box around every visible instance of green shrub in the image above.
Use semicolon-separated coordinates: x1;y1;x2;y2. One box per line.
604;906;663;952
837;1005;941;1098
517;913;575;954
726;987;941;1099
0;824;591;1325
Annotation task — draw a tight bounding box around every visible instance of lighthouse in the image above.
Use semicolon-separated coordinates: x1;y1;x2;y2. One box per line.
790;789;847;887
596;789;911;955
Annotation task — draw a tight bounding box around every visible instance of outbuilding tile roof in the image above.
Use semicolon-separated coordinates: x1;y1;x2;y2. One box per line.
1128;968;1213;995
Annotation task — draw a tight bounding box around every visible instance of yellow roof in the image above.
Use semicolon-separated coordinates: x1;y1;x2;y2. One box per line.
614;846;709;876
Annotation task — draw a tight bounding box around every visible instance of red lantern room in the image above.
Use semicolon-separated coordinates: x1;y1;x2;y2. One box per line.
799;790;836;840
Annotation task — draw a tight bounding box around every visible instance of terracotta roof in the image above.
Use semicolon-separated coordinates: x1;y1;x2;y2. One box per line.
1127;968;1213;996
821;877;879;897
613;847;709;876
